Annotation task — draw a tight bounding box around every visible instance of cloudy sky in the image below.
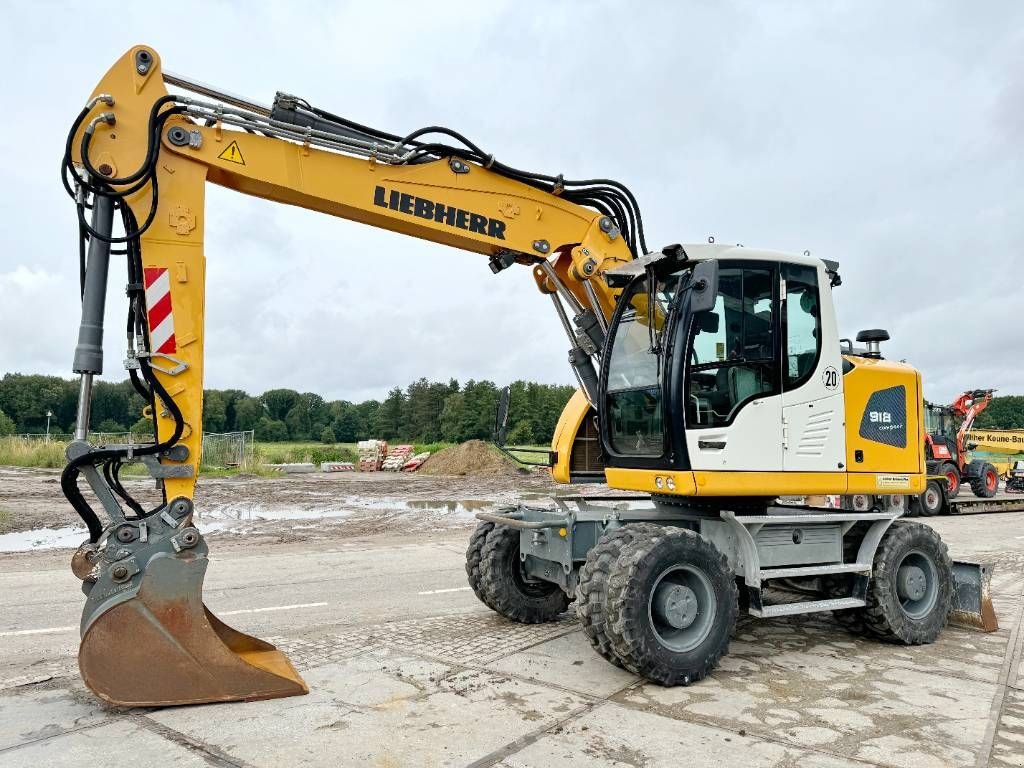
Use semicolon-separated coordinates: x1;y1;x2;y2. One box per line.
1;1;1020;404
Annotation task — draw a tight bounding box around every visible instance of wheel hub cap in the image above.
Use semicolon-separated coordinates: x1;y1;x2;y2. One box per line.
898;565;927;601
653;583;699;629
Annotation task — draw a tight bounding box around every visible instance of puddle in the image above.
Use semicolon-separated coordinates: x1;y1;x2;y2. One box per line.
0;526;87;552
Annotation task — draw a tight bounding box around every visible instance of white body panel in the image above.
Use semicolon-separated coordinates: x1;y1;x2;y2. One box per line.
687;396;783;471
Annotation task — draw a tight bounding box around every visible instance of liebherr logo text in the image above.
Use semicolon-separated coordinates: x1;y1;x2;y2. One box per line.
373;186;507;240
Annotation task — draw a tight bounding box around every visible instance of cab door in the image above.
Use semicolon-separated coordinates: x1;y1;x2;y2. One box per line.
779;263;846;472
684;262;783;471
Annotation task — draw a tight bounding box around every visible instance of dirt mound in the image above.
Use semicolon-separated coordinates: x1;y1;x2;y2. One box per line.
417;440;522;477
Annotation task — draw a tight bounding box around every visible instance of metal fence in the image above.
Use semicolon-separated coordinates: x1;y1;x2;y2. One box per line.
201;431;256;470
10;430;258;471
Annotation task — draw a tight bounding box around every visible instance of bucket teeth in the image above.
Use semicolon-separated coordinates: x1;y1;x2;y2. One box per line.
76;511;307;707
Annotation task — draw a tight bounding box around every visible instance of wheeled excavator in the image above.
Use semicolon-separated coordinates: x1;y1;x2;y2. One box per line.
60;47;995;707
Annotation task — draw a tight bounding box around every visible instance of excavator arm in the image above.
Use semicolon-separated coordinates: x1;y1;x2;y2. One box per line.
62;46;637;706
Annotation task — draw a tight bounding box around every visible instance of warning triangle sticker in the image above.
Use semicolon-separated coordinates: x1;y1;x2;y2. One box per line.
217;140;245;165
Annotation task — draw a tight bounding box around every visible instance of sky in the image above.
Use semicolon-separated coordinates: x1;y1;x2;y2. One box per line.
1;1;1021;404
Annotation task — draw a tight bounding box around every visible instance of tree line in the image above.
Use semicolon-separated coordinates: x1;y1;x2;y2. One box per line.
0;373;577;444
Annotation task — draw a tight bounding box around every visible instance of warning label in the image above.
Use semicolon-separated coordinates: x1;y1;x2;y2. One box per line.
217;140;245;165
876;474;912;489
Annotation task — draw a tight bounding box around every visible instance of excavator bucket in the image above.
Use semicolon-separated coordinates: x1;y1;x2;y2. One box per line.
949;560;998;633
73;499;308;707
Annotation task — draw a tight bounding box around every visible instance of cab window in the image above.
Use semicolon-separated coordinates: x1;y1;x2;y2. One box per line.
605;273;681;456
686;265;778;428
783;263;821;389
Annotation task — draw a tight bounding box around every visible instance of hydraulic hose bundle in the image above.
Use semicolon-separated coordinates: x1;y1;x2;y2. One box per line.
60;97;189;540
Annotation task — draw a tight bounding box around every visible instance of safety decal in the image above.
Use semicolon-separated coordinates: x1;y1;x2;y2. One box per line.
217;140;245;165
144;267;177;355
876;474;912;489
859;385;907;448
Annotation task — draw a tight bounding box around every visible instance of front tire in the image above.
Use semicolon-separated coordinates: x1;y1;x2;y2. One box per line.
863;520;952;644
478;525;570;623
969;461;999;499
577;524;661;667
605;527;737;685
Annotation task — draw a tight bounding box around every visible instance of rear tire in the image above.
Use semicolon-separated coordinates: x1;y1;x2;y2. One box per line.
478;525;570;624
969;461;999;498
939;462;960;498
466;520;497;609
605;527;737;685
863;520;952;644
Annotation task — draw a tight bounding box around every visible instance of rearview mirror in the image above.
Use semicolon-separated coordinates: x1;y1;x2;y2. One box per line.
689;260;719;314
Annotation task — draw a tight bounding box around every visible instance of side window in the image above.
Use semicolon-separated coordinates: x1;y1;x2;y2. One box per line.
783;263;821;390
686;265;778;428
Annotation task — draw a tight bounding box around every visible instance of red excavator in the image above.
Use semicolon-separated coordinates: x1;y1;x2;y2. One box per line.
924;389;999;498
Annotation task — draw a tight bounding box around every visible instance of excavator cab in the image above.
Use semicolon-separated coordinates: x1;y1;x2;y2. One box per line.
597;245;857;489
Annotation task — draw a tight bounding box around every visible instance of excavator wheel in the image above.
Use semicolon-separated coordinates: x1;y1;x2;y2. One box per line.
968;461;999;499
476;524;570;623
577;524;662;669
863;520;952;644
75;502;307;707
939;462;960;498
604;527;737;686
466;519;497;609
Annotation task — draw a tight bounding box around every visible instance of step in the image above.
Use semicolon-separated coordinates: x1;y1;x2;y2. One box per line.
728;511;897;524
759;563;872;580
749;597;866;618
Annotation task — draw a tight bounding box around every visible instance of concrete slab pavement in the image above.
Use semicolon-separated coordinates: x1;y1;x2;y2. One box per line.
1;513;1023;767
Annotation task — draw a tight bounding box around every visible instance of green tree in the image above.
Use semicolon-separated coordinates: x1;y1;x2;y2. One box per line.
974;396;1024;429
234;396;265;431
203;390;228;433
0;409;15;436
95;418;127;434
507;419;534;445
377;387;406;439
131;416;154;437
320;425;336;443
255;417;289;441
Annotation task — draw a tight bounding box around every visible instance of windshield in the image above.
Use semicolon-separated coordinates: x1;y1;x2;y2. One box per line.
604;271;685;456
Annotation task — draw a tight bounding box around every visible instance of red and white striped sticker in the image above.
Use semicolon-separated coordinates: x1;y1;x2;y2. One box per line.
144;267;177;354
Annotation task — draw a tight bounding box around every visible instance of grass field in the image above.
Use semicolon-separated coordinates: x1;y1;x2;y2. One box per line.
0;437;549;473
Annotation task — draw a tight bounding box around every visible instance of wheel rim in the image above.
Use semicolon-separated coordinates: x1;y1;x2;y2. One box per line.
508;547;555;597
647;564;716;652
895;549;939;619
923;486;941;513
946;471;958;493
986;470;997;492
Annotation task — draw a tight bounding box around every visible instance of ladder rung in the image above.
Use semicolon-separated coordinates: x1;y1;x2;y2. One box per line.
750;597;866;618
759;563;872;580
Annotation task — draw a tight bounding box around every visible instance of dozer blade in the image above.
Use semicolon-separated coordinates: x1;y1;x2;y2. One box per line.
75;501;308;707
949;560;998;633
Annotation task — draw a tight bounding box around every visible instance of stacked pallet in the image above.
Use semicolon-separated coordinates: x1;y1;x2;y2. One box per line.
357;439;388;471
382;444;415;471
402;452;431;472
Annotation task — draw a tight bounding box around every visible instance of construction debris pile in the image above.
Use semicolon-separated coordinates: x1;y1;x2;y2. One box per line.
353;440;431;473
382;444;414;471
357;440;388;471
